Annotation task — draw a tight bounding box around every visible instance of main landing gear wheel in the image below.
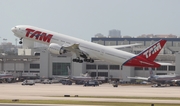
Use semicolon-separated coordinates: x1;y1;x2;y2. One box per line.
73;58;83;63
19;38;23;44
19;41;22;44
84;58;94;63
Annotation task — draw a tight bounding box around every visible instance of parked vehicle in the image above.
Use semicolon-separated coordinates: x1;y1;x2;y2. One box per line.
61;79;72;85
34;79;41;83
75;80;85;85
51;79;59;83
112;81;118;87
42;79;52;84
22;80;35;85
84;80;99;87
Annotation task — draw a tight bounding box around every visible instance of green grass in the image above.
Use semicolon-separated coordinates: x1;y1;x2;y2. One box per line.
81;96;180;100
0;100;180;106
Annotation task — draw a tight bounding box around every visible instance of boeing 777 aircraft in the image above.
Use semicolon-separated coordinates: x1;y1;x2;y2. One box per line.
11;25;166;68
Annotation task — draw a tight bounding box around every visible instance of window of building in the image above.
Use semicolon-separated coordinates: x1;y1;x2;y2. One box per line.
118;40;129;45
156;66;167;71
98;72;108;77
52;63;70;75
105;41;116;46
169;66;175;71
30;71;40;73
16;71;23;73
145;41;154;47
134;67;143;70
86;64;96;69
144;67;148;70
156;73;167;75
134;51;141;54
173;41;179;47
97;40;104;45
110;65;119;70
166;41;172;46
91;72;96;77
145;67;155;70
30;64;40;69
98;65;108;70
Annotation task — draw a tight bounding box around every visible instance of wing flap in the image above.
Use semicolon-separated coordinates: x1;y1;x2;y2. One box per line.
63;43;88;58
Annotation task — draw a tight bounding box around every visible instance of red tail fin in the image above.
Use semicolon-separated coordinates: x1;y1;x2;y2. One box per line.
138;39;166;61
123;39;166;67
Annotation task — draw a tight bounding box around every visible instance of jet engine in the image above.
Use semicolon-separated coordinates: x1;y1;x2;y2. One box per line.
48;43;66;55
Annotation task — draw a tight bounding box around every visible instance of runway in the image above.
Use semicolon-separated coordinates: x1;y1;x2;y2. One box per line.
0;103;96;106
0;83;180;104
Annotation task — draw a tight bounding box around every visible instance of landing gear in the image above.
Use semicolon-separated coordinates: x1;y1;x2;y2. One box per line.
19;41;22;44
19;38;23;44
72;58;94;63
73;58;83;63
84;58;94;63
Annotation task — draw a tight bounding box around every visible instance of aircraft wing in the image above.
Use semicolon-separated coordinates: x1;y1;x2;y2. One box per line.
53;76;70;79
107;43;141;49
63;43;90;59
171;79;180;82
127;76;149;80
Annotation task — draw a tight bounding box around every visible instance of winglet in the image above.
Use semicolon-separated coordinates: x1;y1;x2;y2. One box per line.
137;39;166;61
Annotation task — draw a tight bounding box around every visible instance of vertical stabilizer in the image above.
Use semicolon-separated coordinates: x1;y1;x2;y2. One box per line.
149;68;154;78
138;39;166;61
67;66;72;78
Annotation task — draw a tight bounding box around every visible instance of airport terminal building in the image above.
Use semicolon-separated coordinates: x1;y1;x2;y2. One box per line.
1;36;180;81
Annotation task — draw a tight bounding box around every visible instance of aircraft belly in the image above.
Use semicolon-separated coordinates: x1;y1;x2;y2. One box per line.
97;52;126;65
82;47;126;64
80;48;98;59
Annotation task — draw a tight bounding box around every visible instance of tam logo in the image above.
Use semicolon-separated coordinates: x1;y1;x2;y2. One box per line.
143;43;161;58
25;28;53;43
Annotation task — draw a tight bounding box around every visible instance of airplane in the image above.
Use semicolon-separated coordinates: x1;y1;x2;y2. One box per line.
0;73;14;83
127;68;180;87
11;25;167;68
54;66;93;85
71;73;93;84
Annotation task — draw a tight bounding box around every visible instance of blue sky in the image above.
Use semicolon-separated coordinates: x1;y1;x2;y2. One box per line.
0;0;180;44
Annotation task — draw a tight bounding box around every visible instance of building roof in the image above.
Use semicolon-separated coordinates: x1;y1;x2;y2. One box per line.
92;38;180;42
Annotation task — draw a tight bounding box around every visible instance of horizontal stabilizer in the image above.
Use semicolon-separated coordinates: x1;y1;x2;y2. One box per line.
156;62;174;66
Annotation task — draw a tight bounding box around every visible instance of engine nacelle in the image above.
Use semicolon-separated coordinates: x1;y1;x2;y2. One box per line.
48;43;66;55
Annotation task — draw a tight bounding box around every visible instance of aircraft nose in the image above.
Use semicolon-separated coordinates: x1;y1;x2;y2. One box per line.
11;27;16;33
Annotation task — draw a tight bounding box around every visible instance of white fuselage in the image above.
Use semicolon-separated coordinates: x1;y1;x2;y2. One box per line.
12;25;136;65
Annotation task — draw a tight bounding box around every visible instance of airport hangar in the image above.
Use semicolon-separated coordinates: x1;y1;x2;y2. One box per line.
0;37;180;82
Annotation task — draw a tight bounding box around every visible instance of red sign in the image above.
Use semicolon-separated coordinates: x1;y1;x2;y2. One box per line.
26;28;53;43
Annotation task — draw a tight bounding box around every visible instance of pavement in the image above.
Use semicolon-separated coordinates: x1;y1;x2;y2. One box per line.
0;83;180;105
